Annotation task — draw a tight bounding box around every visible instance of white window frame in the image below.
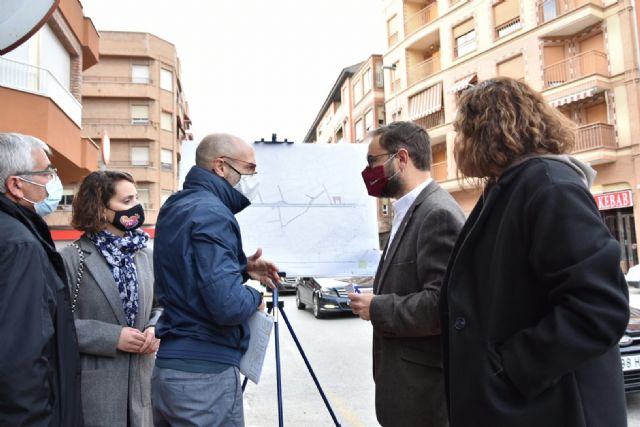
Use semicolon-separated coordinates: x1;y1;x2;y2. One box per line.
161;111;173;131
160;68;173;91
132;64;150;84
131;146;150;166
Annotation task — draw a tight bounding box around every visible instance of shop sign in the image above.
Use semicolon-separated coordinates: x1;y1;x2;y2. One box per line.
594;190;633;211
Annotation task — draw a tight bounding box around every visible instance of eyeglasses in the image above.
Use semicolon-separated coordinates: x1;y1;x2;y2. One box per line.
366;152;396;167
221;157;257;175
15;167;58;179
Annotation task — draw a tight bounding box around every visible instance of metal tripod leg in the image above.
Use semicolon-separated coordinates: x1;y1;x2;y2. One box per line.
243;287;341;427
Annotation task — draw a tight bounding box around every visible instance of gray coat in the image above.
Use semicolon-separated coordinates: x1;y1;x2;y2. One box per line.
369;181;464;427
61;236;162;427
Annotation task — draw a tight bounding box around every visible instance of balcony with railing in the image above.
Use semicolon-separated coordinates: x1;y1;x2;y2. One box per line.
82;75;158;99
83;118;159;140
543;50;608;89
0;57;81;126
536;0;604;36
107;160;158;183
414;110;445;130
573;122;615;153
405;2;438;36
408;54;441;86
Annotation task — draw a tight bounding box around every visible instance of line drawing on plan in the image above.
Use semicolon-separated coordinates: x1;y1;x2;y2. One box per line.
251;184;357;228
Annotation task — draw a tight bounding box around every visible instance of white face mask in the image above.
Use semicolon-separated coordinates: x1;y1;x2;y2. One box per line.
234;174;260;201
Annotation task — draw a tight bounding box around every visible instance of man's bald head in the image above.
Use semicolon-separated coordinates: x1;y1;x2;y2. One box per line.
195;133;249;169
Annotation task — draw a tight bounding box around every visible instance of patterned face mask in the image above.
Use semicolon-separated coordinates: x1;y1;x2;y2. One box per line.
110;204;145;232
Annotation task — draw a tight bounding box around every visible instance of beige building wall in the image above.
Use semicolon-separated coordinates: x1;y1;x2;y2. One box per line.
81;31;192;226
384;0;640;270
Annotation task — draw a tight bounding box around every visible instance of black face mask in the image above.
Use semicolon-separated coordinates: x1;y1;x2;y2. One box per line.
110;204;145;232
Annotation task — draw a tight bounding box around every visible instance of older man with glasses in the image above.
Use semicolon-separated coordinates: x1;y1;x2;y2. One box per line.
0;133;83;426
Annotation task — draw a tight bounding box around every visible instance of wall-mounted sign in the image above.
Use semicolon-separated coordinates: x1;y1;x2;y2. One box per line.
594;190;633;211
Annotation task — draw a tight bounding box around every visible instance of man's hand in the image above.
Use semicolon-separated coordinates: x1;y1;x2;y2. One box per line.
139;326;160;354
348;293;375;321
247;248;280;289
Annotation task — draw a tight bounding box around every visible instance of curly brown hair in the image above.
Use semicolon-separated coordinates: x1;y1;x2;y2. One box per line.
453;77;575;179
71;170;135;233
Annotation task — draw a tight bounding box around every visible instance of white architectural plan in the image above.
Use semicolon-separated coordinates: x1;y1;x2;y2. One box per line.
236;143;381;277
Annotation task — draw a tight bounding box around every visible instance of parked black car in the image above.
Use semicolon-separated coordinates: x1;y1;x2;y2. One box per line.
296;277;373;318
621;306;640;393
261;276;299;295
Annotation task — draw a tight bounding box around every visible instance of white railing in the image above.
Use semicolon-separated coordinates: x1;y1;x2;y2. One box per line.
0;57;81;126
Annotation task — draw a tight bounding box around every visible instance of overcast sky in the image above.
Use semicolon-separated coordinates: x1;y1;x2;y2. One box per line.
81;0;387;144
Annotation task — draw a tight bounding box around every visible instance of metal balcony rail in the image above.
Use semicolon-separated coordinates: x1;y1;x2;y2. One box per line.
543;50;608;88
84;75;154;84
573;122;616;153
83;118;157;126
405;2;438;35
0;56;81;126
108;160;156;168
537;0;603;24
408;54;441;86
496;16;522;38
414;110;444;130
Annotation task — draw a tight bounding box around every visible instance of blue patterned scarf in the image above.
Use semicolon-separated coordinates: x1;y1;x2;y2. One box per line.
87;229;149;327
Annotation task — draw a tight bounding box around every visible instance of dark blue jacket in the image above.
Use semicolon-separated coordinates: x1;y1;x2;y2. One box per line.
154;166;262;366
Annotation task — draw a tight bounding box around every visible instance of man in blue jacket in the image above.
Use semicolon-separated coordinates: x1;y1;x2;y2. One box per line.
152;133;280;427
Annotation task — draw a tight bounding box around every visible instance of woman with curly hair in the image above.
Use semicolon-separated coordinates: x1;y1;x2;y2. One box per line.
60;171;161;427
441;77;629;427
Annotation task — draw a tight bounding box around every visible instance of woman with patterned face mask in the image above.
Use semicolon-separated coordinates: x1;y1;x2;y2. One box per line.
60;171;161;427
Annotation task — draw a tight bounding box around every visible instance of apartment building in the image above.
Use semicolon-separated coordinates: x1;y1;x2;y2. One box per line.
81;31;192;226
304;55;392;246
0;0;100;234
384;0;640;270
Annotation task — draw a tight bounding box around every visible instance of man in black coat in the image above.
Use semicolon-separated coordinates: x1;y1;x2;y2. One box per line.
0;133;83;426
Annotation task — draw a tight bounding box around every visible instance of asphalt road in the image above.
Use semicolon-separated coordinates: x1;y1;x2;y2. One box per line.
243;287;640;426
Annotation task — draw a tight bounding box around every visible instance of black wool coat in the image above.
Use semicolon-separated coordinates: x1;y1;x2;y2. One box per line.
440;158;629;427
0;194;83;426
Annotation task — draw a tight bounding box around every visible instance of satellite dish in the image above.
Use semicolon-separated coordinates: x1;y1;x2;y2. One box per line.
101;130;111;166
0;0;59;55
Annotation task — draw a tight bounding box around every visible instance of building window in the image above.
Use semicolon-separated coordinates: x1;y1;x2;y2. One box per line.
497;54;524;81
131;105;150;124
377;106;386;126
375;64;384;88
494;0;521;39
354;79;363;104
363;68;372;94
132;64;150;84
137;187;151;210
131;146;150;166
161;111;173;131
160;68;173;91
58;187;74;211
453;20;476;58
387;14;399;47
161;190;172;206
364;109;374;132
382;202;389;216
161;149;173;170
355;119;364;142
